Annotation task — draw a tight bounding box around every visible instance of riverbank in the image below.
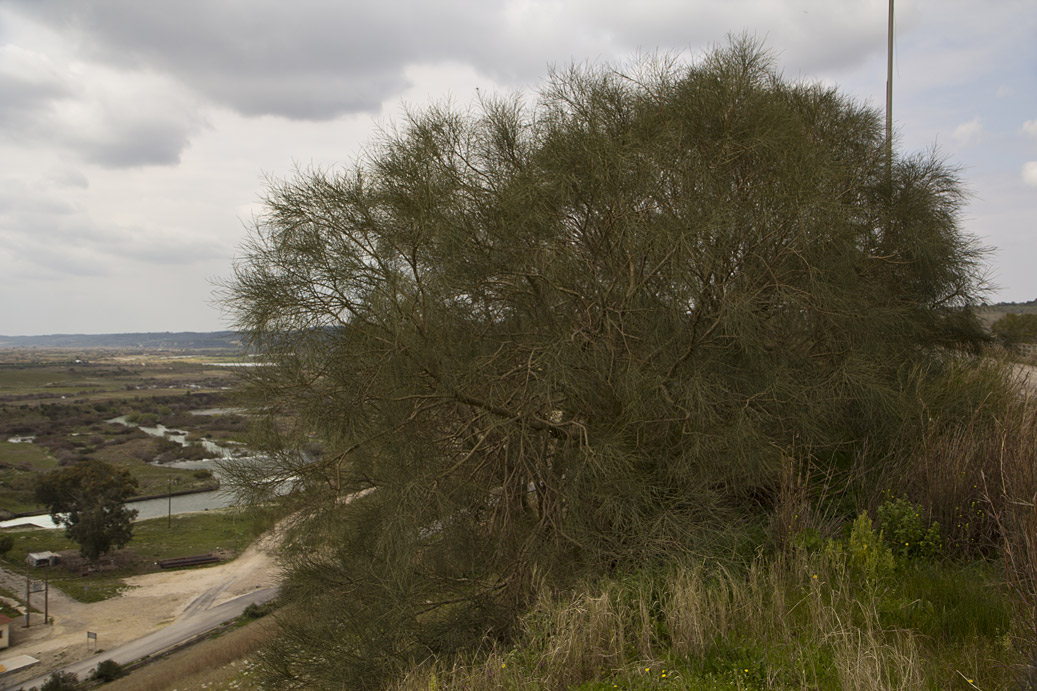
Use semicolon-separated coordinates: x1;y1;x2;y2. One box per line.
1;483;237;531
2;484;223;522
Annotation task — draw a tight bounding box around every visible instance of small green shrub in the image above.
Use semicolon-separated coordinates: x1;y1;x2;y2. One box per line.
41;670;79;691
792;527;824;553
243;601;272;619
841;511;895;584
877;495;942;560
91;659;126;682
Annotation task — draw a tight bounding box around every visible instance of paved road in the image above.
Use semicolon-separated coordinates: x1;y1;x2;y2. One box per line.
5;585;278;690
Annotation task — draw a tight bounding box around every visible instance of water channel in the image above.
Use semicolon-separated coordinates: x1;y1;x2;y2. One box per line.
0;415;251;530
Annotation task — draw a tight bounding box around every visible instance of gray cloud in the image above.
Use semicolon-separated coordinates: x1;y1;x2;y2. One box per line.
0;70;70;130
0;175;226;280
68;115;197;168
1;5;206;168
10;0;495;120
6;0;898;124
2;0;1035;336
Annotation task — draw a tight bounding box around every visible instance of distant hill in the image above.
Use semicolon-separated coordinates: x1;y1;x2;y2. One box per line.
0;331;243;350
978;299;1037;328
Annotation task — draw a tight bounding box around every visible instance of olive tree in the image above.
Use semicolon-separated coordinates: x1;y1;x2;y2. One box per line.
223;40;986;687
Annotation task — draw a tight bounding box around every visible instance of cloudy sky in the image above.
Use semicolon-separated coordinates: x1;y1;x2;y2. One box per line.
1;0;1034;336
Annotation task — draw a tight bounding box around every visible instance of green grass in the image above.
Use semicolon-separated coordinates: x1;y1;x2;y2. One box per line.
128;511;257;561
93;440;219;497
389;541;1021;691
0;509;265;603
0;367;124;396
878;562;1011;642
0;441;61;513
0;437;217;516
0;368;79;392
0;441;58;470
0;582;38;616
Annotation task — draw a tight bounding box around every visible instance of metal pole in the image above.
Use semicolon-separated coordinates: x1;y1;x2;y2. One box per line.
44;570;49;625
24;569;29;628
886;0;894;171
168;476;172;528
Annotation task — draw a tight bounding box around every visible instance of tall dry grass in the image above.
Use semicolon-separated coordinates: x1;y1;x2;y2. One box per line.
878;359;1027;555
392;549;929;691
980;393;1037;687
880;361;1037;685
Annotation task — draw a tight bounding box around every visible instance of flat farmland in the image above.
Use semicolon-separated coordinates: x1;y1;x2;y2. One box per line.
0;348;250;518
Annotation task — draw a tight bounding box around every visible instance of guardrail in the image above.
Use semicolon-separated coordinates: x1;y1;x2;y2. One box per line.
158;554;221;569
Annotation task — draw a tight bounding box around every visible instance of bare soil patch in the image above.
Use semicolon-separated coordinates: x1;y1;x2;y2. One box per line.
0;528;279;682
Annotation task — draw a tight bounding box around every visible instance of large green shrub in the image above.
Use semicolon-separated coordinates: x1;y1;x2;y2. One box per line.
225;38;988;688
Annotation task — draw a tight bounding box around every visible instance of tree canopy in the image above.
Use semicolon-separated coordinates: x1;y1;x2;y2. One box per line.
223;40;986;687
35;460;138;560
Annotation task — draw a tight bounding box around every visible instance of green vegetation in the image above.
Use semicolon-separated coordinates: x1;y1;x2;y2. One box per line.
0;353;248;516
218;38;1034;690
40;671;80;691
0;440;60;513
92;659;128;683
992;312;1037;348
35;460;140;560
0;510;260;603
391;537;1012;690
0;367;89;394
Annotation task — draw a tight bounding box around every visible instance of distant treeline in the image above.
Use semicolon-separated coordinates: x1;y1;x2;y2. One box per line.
0;331;242;350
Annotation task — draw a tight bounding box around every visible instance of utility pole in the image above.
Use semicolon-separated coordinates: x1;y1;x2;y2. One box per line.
168;475;172;528
886;0;894;172
24;569;29;628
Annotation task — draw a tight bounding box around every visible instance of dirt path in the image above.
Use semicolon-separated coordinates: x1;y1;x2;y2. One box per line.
0;527;280;684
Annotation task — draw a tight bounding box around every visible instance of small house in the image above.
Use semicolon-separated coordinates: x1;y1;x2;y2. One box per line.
26;552;59;567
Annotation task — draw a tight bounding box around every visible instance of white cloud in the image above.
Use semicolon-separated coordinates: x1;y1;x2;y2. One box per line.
1023;162;1037;188
1023;120;1037;140
952;117;983;148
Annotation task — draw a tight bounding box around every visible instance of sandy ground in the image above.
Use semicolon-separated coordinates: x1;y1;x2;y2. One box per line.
1013;362;1037;394
0;528;280;679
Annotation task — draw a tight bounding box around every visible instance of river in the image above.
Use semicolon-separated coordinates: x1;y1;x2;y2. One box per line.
0;415;251;530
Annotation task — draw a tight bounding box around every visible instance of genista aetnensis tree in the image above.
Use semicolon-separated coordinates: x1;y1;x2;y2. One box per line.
222;38;987;688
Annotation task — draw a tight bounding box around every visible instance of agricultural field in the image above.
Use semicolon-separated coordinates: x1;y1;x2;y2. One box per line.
0;348;251;518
